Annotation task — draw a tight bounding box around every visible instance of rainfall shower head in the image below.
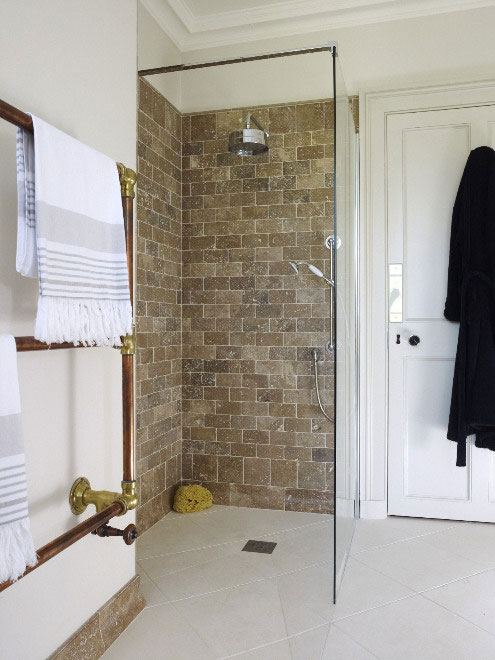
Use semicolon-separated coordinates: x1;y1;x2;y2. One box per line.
228;113;269;156
289;261;334;287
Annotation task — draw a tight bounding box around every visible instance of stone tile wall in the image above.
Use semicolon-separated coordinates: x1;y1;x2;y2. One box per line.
135;79;182;532
181;101;335;513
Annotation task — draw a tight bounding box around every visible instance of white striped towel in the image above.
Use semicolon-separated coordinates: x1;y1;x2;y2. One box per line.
0;335;37;583
16;117;132;346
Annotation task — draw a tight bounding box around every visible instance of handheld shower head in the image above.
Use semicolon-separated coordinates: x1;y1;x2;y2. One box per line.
288;261;334;287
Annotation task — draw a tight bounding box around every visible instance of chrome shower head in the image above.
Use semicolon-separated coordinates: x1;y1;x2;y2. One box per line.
288;260;334;287
228;113;269;156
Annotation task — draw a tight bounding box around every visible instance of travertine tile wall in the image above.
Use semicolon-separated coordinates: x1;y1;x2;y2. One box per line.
181;101;335;513
136;79;182;532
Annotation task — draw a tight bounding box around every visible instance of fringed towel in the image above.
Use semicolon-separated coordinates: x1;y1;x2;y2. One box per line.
0;335;37;582
16;116;132;346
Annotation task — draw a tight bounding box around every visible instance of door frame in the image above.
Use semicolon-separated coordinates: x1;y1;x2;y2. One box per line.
359;80;495;519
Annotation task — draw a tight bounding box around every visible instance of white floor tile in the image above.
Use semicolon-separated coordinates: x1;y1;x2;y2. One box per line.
153;547;275;602
251;522;333;576
336;594;495;660
289;624;379;660
139;579;169;608
355;536;487;592
423;569;495;635
332;557;414;620
420;522;495;568
137;516;223;558
130;507;495;660
287;625;330;660
225;639;292;659
171;578;288;657
350;516;464;555
193;505;327;543
276;563;334;636
139;540;244;580
322;625;380;659
100;603;218;660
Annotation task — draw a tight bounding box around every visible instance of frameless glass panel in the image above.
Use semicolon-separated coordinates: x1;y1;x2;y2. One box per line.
333;51;359;601
138;40;349;611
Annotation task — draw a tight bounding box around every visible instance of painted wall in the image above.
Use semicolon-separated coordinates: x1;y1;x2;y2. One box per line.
0;2;137;658
139;5;495;111
138;3;182;110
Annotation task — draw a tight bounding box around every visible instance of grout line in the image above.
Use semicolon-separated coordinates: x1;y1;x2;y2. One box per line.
419;588;495;640
145;559;333;609
137;515;495;657
350;551;495;599
138;518;329;561
331;587;495;657
349;521;467;556
329;564;495;627
327;623;382;660
219;636;289;659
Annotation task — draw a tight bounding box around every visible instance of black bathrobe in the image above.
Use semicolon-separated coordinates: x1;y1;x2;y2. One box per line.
445;146;495;466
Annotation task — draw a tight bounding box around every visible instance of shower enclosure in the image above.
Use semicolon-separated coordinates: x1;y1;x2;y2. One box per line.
138;44;359;602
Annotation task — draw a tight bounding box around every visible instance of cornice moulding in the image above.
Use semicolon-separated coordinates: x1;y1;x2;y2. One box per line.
142;0;495;53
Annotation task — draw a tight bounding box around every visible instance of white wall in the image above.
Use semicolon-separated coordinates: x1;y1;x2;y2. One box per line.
138;3;182;110
139;5;495;112
0;2;137;658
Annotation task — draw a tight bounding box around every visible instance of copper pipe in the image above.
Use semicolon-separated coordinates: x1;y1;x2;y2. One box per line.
0;502;123;593
0;97;136;593
15;336;84;352
122;354;135;482
122;196;134;308
121;192;135;483
138;45;334;76
0;99;33;132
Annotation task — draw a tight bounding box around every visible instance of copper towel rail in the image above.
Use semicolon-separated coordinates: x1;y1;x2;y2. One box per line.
0;99;137;593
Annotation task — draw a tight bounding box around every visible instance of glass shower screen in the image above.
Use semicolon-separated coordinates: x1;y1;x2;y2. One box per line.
333;50;359;601
139;42;359;606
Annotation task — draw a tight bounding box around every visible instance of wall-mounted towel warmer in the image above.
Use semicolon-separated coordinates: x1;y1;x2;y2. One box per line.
0;99;138;593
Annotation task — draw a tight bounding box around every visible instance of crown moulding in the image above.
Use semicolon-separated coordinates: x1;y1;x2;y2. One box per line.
141;0;495;52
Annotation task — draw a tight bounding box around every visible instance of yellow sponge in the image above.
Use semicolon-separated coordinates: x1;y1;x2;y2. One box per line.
173;484;213;513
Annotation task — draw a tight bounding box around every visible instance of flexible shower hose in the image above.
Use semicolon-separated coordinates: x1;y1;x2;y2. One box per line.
311;348;333;423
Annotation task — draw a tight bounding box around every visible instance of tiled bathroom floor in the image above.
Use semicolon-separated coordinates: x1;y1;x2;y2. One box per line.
101;506;495;659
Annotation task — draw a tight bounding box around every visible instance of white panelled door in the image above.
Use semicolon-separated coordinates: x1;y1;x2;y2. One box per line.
387;105;495;522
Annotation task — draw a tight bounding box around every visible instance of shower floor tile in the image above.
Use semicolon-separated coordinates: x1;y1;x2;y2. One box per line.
101;508;495;659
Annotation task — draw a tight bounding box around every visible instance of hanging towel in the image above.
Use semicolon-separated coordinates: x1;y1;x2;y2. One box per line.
0;335;37;582
16;116;132;346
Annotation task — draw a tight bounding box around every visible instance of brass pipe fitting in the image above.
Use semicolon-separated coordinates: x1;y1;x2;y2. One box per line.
116;163;137;198
70;477;138;517
120;326;136;355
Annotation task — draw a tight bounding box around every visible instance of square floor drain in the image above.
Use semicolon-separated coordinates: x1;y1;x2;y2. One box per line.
242;539;277;554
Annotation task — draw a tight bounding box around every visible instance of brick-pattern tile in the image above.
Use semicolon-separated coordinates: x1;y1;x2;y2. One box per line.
136;79;182;532
181;100;336;514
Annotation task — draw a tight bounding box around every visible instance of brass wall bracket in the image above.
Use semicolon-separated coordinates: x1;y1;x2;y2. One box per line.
70;477;138;517
120;326;136;355
116;162;137;198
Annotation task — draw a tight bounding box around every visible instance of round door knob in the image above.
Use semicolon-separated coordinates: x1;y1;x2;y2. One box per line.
408;335;420;346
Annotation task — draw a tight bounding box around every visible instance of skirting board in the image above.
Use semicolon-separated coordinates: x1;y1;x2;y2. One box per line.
359;500;387;519
49;574;145;660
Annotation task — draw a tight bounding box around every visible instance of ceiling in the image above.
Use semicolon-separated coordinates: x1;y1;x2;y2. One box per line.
141;0;495;51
